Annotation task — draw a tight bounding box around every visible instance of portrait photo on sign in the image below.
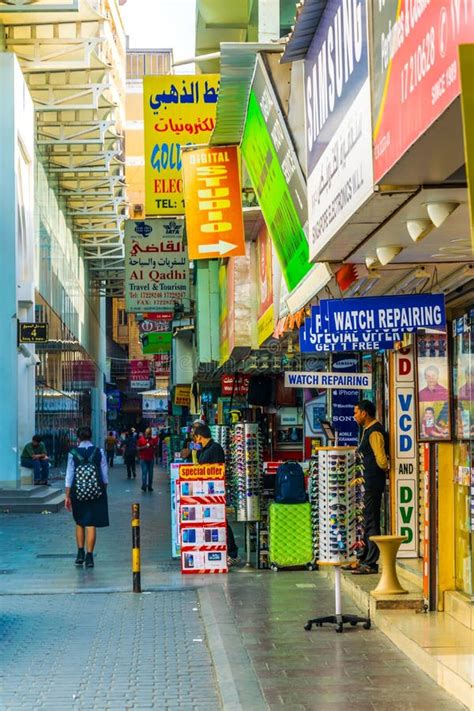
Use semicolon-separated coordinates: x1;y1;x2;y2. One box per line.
416;334;451;441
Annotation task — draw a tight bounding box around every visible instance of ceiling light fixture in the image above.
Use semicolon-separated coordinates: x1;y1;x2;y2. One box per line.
437;264;473;294
376;245;402;266
406;218;433;242
386;267;430;295
365;256;379;269
425;201;459;228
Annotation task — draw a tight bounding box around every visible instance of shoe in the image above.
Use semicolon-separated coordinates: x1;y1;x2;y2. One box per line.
227;556;241;567
75;548;85;566
127;476;131;479
141;485;147;492
341;561;360;571
148;486;154;492
85;553;94;568
352;565;378;575
133;474;136;479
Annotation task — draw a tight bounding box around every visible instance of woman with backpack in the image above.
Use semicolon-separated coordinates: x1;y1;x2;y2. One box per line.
64;426;109;568
123;429;138;479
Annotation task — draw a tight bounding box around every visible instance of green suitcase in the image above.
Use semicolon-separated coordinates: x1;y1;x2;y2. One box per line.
269;502;314;570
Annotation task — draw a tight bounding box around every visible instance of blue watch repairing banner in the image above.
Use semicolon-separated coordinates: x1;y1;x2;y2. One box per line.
320;294;446;333
331;354;360;445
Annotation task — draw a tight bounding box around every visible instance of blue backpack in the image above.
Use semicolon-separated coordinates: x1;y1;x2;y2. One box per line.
274;461;307;504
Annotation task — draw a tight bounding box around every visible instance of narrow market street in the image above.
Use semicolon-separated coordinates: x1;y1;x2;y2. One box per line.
1;465;466;710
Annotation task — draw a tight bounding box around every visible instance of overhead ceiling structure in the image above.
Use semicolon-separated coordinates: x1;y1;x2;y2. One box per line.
0;0;127;297
196;0;258;72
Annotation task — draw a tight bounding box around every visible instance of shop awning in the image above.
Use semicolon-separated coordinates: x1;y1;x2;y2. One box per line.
280;0;329;64
210;42;283;146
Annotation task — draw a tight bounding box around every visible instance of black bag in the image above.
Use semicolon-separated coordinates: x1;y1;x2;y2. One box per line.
247;375;273;406
72;447;103;502
274;461;307;504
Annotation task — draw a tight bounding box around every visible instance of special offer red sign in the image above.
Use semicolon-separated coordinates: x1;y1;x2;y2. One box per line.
372;1;474;182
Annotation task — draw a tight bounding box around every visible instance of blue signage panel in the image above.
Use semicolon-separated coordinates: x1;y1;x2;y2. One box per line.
331;354;360;445
321;294;446;333
305;0;369;176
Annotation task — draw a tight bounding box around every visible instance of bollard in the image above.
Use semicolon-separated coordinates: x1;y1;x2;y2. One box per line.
132;503;141;593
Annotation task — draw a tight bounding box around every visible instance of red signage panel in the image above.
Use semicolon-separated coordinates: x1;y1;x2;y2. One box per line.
372;1;474;182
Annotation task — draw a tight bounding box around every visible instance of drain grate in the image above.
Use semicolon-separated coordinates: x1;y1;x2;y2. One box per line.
36;554;76;559
0;569;16;575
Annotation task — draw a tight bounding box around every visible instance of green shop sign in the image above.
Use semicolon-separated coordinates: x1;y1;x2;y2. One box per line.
242;90;311;292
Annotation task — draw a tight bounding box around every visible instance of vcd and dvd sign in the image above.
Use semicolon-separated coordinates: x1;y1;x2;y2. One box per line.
393;347;418;556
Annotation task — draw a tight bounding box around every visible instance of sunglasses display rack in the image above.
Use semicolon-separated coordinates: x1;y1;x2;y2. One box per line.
230;422;263;522
317;448;358;563
308;458;319;562
305;447;370;633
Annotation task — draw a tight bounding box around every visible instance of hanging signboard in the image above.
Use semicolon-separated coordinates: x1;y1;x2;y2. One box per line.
174;384;191;407
305;0;373;260
459;44;474;255
143;75;220;215
417;333;451;441
284;371;372;390
372;2;474;183
321;294;446;333
221;374;250;397
242;91;311;292
392;347;418;556
181;145;246;260
138;319;172;335
256;224;275;345
331;353;361;445
124;218;189;313
179;463;227;574
130;359;151;389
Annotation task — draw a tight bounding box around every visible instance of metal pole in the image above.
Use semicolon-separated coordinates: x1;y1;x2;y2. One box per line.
132;503;141;593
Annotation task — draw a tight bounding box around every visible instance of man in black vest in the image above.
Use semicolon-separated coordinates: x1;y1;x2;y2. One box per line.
350;399;389;575
194;424;240;566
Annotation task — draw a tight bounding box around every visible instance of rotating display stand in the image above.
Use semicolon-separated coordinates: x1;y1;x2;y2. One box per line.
305;447;370;633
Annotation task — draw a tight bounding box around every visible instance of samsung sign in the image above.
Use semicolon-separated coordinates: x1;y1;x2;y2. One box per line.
305;0;373;261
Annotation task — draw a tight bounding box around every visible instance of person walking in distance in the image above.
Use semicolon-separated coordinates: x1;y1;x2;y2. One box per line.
123;430;138;479
193;424;240;567
137;428;157;492
64;426;109;568
104;431;117;467
345;400;389;575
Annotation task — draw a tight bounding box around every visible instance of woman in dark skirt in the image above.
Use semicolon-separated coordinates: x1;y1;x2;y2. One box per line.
65;426;109;568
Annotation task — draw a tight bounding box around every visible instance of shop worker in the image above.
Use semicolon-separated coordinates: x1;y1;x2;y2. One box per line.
193;424;240;567
347;399;389;575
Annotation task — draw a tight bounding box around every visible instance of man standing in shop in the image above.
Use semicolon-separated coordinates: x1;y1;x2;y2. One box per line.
193;424;240;567
347;399;389;575
137;427;157;492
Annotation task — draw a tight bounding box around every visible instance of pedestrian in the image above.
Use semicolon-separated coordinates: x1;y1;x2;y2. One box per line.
193;423;240;567
345;399;389;575
137;427;157;492
64;425;109;568
21;434;50;485
123;429;138;479
104;431;117;467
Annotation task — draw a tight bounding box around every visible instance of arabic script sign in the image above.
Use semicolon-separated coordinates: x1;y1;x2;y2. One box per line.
124;219;189;313
143;75;220;216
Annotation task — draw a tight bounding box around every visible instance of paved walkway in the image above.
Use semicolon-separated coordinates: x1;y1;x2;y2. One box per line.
0;464;467;710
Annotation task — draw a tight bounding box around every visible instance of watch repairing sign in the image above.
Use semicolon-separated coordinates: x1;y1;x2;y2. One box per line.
305;0;373;261
143;75;219;215
372;1;474;182
124;219;189;313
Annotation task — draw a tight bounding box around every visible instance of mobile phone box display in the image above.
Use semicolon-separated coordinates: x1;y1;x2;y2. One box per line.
181;526;226;547
182;550;227;572
181;505;202;523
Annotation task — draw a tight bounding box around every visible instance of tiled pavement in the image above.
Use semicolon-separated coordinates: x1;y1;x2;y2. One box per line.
0;463;467;710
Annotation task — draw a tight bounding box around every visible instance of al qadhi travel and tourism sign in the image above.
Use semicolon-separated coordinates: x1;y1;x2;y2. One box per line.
124;219;189;313
143;75;220;215
305;0;373;261
372;0;474;182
